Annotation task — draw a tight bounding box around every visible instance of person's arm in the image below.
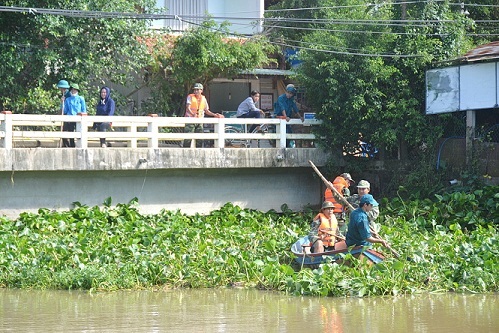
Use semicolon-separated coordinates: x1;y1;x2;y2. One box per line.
203;99;224;118
205;109;223;118
107;99;115;116
275;95;288;119
292;102;300;117
308;217;321;242
359;217;371;241
362;214;387;247
80;97;87;113
63;98;69;115
366;236;388;247
184;95;192;116
346;194;360;209
249;99;261;113
368;205;379;222
60;91;66;114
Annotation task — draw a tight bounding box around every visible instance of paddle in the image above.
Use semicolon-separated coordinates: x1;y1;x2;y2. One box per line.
308;160;400;258
319;229;345;241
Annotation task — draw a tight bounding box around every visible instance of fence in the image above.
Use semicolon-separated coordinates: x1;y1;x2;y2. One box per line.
0;112;321;149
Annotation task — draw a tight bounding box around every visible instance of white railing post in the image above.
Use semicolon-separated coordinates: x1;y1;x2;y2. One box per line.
215;120;224;148
148;114;159;148
77;113;88;148
278;119;287;148
0;111;13;149
129;122;138;148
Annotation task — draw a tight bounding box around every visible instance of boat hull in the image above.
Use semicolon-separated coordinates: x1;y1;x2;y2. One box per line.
291;236;385;266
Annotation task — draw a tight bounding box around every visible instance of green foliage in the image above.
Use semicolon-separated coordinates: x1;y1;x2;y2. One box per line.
267;0;475;155
0;0;155;113
266;0;493;192
143;20;275;116
0;192;497;295
0;202;311;290
385;185;499;231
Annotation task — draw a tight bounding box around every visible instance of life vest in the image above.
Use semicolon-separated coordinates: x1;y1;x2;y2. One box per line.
313;212;338;247
185;94;207;118
324;176;348;213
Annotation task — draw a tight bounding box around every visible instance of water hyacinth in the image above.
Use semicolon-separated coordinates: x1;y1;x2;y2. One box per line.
0;189;497;296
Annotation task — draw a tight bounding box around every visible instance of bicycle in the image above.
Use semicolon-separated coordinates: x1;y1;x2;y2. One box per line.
225;123;273;148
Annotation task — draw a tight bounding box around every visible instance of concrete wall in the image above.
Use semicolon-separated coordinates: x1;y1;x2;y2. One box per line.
0;148;328;218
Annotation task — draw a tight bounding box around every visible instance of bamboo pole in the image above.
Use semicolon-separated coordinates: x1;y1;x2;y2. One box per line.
309;160;400;258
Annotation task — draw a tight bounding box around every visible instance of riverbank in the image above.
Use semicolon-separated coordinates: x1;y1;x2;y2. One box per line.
0;188;497;296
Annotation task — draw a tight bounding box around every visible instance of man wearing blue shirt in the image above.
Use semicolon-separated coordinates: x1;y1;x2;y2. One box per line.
274;84;303;147
346;194;388;248
62;83;86;147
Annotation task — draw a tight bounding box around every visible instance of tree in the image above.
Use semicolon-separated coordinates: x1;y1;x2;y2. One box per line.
143;20;275;116
266;0;494;196
0;0;156;113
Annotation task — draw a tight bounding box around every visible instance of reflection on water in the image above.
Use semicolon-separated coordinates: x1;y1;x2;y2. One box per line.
0;288;497;332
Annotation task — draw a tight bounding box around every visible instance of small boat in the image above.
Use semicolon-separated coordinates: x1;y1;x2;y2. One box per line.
291;236;385;267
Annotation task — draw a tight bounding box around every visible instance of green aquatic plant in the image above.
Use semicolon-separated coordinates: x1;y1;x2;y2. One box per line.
0;195;496;296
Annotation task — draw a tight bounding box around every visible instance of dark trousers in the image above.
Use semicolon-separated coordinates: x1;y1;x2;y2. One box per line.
183;124;203;148
62;122;76;147
237;111;262;133
94;122;111;145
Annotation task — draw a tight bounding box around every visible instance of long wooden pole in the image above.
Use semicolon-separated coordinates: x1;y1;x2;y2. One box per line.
319;229;345;241
308;160;400;258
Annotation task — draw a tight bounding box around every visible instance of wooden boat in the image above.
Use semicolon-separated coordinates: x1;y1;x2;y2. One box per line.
291;236;385;267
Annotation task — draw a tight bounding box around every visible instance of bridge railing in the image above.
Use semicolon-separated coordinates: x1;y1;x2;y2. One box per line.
0;112;321;149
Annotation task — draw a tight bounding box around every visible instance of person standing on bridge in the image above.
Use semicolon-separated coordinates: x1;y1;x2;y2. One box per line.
62;83;86;148
274;84;303;147
93;86;115;148
183;83;224;148
56;79;71;115
236;90;265;133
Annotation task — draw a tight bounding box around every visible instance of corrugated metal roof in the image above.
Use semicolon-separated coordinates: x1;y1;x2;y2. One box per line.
240;68;295;76
462;41;499;62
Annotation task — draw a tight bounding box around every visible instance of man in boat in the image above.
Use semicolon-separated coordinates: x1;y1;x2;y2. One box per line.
324;172;355;236
347;179;380;224
308;201;339;253
346;194;388;248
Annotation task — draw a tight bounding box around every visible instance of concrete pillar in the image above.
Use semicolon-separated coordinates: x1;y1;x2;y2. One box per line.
466;109;476;165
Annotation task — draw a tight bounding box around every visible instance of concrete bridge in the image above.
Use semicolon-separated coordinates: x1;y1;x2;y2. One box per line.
0;113;328;218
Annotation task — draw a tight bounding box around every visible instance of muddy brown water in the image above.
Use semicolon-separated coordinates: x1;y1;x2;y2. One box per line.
0;288;496;332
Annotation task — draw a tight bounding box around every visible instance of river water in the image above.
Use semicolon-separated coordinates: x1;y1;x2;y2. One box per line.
0;288;496;332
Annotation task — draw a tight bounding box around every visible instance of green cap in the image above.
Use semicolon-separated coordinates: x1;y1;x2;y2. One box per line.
321;201;334;210
357;180;370;188
57;80;70;88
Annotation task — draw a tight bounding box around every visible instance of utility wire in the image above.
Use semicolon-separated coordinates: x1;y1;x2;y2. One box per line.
262;24;452;37
265;1;499;12
0;6;261;20
268;40;422;58
273;37;398;54
264;17;499;25
2;5;497;57
2;5;498;23
264;1;435;12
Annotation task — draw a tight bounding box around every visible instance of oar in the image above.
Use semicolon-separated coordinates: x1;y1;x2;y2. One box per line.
308;160;400;258
319;229;345;241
